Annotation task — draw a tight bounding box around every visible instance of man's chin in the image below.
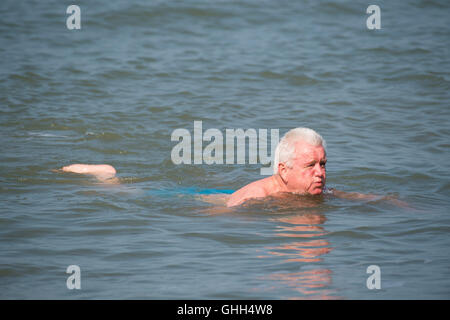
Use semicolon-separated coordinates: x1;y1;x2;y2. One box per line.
291;189;323;196
309;187;324;195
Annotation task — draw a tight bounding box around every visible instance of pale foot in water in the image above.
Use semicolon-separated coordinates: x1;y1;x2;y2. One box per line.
59;164;120;184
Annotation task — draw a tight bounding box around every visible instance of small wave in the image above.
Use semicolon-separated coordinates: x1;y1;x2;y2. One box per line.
104;251;164;261
417;0;450;9
258;71;319;85
98;69;145;81
320;2;361;15
329;230;377;239
361;47;432;55
384;226;450;237
27;132;69;138
8;71;49;84
382;281;406;288
83;131;123;142
100;4;234;28
383;73;449;87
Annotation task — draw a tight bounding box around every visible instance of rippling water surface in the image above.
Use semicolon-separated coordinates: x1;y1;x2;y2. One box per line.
1;0;449;299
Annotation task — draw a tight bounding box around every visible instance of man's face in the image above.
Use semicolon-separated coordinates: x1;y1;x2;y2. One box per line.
282;141;327;195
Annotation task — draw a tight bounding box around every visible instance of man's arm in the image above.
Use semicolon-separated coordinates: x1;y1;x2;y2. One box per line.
332;189;379;201
332;189;409;208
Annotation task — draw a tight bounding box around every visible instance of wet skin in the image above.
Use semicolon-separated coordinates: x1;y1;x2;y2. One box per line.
226;141;327;207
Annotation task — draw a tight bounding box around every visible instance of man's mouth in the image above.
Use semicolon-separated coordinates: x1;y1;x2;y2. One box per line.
313;182;325;190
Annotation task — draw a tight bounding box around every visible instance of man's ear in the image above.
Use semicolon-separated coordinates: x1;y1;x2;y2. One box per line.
278;163;288;183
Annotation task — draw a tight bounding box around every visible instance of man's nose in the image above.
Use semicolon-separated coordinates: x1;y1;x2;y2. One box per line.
314;164;325;177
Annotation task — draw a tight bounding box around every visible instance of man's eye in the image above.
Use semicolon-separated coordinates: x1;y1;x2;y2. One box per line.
321;163;326;167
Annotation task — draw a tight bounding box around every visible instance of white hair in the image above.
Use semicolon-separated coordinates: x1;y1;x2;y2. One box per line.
273;128;326;174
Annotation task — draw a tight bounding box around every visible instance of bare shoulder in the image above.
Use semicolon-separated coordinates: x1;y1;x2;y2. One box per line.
226;177;272;207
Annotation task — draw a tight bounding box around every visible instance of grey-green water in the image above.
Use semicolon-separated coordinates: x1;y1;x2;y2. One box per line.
1;0;449;299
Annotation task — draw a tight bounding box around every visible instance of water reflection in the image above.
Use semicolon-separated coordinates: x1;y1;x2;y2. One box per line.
262;212;340;299
266;269;339;300
267;214;330;263
200;193;340;298
254;194;339;299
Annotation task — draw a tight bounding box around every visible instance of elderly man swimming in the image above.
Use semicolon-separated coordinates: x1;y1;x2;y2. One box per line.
60;128;407;207
226;128;327;207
